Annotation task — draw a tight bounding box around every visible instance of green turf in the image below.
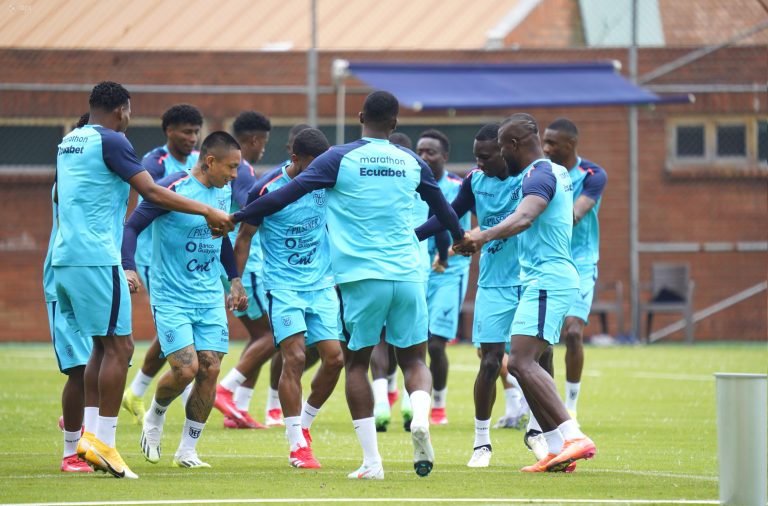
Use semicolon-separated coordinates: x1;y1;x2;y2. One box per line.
0;342;765;505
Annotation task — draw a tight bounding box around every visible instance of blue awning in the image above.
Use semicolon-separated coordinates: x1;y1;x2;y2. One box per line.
347;61;667;110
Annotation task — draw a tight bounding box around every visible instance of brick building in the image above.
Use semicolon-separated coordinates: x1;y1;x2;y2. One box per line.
0;0;765;343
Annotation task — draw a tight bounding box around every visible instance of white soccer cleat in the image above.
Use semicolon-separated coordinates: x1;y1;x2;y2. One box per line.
173;452;211;469
347;462;384;480
411;425;434;477
140;417;163;464
467;445;492;468
524;429;549;461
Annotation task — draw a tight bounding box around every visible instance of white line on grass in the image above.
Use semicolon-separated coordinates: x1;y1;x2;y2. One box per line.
0;498;721;506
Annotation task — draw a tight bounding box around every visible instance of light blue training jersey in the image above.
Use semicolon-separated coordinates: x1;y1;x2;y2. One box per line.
297;138;436;284
518;159;579;290
52;125;145;266
248;163;334;291
42;186;58;302
428;172;472;284
135;145;199;267
468;169;524;288
138;172;232;307
412;193;432;280
568;157;607;266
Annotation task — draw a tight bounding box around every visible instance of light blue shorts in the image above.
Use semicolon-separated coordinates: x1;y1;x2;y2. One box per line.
427;272;469;339
338;279;428;351
472;285;522;352
136;263;152;295
565;264;598;323
47;301;92;373
266;287;342;347
53;265;132;337
152;305;229;357
511;287;578;345
232;271;268;321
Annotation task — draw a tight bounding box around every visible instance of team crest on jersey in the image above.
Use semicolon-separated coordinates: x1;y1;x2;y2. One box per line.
312;190;326;207
282;316;292;327
511;187;521;201
218;198;227;210
165;330;175;343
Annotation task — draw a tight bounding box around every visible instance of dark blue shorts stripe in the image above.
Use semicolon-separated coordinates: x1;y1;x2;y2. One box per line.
106;266;121;336
250;272;265;314
457;274;464;316
266;291;277;348
537;289;548;339
143;265;151;295
336;286;351;340
50;301;64;373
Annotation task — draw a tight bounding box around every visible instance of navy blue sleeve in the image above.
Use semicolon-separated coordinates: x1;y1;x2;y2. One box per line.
434;230;451;262
141;149;166;181
522;162;557;203
415;174;474;241
98;127;145;182
233;151;342;225
121;172;186;270
219;236;239;280
580;167;607;201
292;147;343;192
415;164;464;242
232;161;257;208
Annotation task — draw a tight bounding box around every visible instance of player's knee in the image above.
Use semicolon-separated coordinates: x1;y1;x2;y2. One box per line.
283;348;306;374
506;352;530;380
480;354;502;380
174;364;198;385
428;338;445;357
322;348;344;373
564;327;583;347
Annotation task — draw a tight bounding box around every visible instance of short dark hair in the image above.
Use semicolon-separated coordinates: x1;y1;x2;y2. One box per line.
89;81;130;111
362;91;399;124
233;111;271;138
162;104;203;132
501;113;539;136
388;132;413;149
75;112;90;129
200;131;241;160
474;123;500;142
288;123;312;138
419;128;450;153
292;128;330;158
547;117;579;138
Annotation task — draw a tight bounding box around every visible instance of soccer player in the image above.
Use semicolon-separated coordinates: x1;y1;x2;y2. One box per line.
54;81;233;479
416;129;472;425
454;113;597;473
416;123;524;467
542;118;608;419
122;131;247;469
122;104;204;424
238;128;343;468
231;91;467;479
213;111;281;428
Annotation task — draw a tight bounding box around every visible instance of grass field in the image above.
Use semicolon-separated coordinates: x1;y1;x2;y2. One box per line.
0;342;765;505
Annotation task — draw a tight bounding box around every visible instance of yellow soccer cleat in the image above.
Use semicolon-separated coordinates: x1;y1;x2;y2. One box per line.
122;389;146;425
85;438;138;479
76;431;95;461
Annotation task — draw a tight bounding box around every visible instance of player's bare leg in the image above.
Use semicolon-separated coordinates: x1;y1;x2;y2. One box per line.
467;343;504;467
395;343;434;476
562;316;585;417
427;334;450;424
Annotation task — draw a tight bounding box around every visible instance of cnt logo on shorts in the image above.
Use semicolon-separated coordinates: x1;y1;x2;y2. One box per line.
64;345;74;358
188;427;202;439
282;315;292;327
165;330;175;343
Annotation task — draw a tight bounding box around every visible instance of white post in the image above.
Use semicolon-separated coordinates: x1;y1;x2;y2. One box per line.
715;373;767;506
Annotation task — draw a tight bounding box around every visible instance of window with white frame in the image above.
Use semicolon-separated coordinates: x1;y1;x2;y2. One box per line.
668;116;768;174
